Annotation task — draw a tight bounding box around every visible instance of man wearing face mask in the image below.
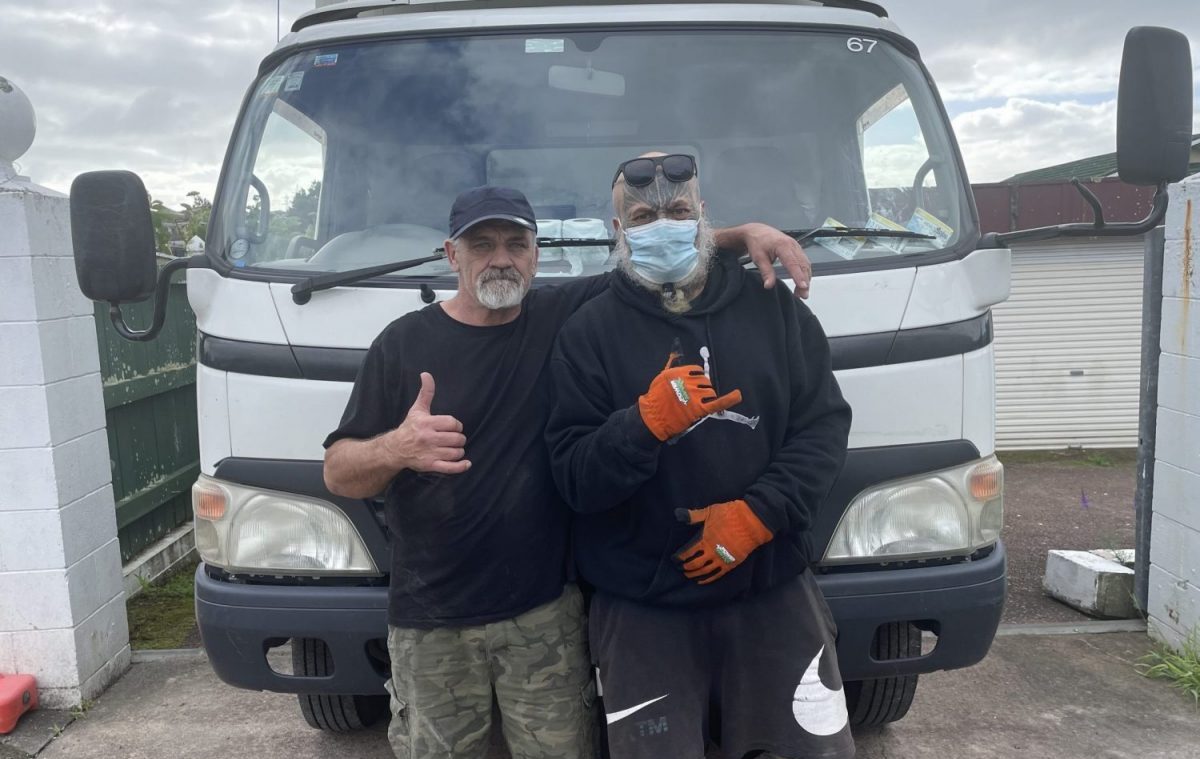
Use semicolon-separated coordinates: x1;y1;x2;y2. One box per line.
545;154;855;759
323;184;815;759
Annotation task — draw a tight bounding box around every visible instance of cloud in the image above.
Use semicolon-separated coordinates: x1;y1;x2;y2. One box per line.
864;143;931;188
892;0;1199;100
951;97;1120;182
891;0;1197;181
2;0;312;207
1;0;1195;210
925;47;1123;103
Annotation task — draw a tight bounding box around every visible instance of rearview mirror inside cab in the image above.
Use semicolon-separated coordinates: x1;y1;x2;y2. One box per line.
548;64;626;97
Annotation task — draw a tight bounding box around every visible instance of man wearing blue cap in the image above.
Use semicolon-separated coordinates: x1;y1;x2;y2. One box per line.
322;185;810;759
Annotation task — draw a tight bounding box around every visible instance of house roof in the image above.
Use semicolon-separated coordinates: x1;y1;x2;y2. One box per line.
1003;134;1200;184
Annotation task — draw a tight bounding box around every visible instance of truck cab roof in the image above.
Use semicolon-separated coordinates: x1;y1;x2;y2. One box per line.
286;1;903;50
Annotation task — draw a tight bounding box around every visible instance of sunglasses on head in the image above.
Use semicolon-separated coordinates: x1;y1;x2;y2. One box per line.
612;154;698;188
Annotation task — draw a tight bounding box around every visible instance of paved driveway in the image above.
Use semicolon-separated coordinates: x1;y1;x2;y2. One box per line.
13;630;1197;759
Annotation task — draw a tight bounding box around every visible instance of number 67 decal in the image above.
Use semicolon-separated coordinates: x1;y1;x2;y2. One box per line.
847;37;878;53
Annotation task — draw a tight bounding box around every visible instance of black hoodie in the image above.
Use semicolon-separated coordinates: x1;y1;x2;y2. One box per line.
546;254;852;606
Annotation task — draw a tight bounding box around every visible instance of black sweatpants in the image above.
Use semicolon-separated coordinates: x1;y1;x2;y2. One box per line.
590;572;855;759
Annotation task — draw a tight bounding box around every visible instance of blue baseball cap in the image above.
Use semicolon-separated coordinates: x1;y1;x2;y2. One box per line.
448;185;537;240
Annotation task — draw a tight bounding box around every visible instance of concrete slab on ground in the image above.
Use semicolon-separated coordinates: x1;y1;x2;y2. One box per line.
999;453;1137;625
1043;549;1138;619
18;632;1197;759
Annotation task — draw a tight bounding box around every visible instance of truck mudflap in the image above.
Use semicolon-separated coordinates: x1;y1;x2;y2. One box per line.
817;540;1007;681
194;565;390;695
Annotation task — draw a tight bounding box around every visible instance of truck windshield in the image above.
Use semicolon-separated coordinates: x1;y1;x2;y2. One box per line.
214;28;972;278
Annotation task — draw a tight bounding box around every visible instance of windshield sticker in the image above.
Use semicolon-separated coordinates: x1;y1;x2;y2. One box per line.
906;208;954;247
525;39;565;54
813;217;865;260
867;213;910;254
313;53;338;67
260;75;285;96
284;71;305;92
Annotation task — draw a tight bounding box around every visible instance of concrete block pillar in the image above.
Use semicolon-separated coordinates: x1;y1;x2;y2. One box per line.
0;76;130;709
1148;174;1200;649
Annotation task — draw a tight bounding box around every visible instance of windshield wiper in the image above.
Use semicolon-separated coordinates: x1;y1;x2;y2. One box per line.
785;227;935;244
291;253;446;305
736;226;936;270
290;238;617;305
536;237;616;248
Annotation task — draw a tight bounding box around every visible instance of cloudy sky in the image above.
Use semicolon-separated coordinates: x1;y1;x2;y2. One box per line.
1;0;1196;209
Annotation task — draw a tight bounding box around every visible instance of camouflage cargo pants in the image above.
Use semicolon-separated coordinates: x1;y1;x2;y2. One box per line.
385;584;597;759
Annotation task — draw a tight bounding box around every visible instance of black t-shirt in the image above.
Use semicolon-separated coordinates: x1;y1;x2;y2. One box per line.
323;277;608;628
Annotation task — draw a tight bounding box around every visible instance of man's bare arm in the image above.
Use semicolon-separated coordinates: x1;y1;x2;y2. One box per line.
324;435;405;499
323;372;470;498
715;222;812;299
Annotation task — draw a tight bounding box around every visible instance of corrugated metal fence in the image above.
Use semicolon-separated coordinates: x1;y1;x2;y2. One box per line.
94;276;198;563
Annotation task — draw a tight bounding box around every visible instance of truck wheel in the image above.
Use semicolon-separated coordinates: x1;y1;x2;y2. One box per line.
844;622;921;728
292;638;388;731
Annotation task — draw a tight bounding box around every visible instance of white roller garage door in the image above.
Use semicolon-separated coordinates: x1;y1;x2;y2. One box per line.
992;237;1146;450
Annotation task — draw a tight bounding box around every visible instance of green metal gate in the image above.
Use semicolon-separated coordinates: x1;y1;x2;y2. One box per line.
94;276;199;563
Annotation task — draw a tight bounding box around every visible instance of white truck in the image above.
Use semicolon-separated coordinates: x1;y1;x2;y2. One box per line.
68;0;1192;739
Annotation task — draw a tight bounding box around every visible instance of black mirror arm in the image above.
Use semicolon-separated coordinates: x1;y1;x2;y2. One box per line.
1070;179;1106;228
108;255;206;342
981;182;1169;248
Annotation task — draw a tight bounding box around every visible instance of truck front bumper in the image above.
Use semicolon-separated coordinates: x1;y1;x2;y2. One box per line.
818;540;1007;681
197;541;1005;694
194;565;390;695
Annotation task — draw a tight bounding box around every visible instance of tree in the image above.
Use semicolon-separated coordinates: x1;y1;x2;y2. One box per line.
149;197;172;252
182;191;212;243
285;180;321;235
258;181;322;261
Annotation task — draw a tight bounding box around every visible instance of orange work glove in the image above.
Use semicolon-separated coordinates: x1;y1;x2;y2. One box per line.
637;353;743;442
673;499;773;584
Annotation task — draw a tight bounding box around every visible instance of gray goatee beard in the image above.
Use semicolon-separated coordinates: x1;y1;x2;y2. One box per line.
615;215;718;314
475;268;528;310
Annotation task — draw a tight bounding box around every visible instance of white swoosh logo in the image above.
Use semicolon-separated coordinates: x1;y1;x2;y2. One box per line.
606;694;668;725
792;646;849;736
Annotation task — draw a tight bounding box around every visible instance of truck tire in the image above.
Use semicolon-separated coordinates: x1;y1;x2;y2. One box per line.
292;638;388;731
844;622;921;728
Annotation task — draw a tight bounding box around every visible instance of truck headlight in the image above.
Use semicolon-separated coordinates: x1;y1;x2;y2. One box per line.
192;474;379;575
823;456;1003;564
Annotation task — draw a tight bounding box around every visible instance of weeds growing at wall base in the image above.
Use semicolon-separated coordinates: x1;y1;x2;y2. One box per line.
1138;630;1200;705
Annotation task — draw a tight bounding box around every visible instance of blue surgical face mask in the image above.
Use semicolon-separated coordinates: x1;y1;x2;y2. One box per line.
623;218;700;285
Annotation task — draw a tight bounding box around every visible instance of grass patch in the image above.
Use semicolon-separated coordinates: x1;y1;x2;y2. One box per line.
1138;631;1200;705
998;448;1138;467
126;561;198;650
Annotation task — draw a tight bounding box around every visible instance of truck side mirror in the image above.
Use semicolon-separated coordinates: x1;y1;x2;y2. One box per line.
1116;26;1193;186
70;170;158;303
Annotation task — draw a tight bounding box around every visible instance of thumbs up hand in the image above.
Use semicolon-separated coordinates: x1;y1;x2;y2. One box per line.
383;372;471;475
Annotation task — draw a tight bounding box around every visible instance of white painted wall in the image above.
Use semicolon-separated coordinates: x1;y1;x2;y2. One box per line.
0;122;130;706
1148;175;1200;650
